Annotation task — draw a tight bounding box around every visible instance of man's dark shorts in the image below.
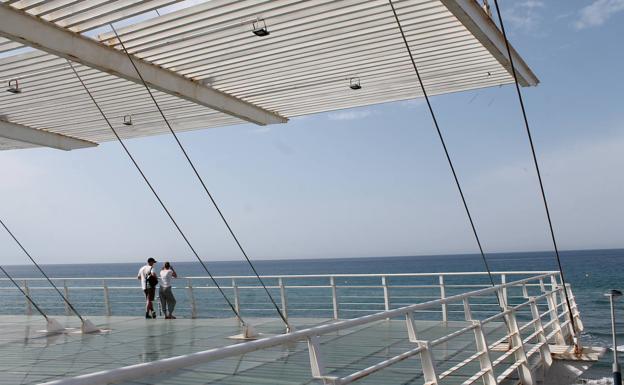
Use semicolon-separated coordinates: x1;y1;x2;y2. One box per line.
144;287;156;301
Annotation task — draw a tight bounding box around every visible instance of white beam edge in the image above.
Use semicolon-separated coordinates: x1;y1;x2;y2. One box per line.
0;4;288;126
0;119;97;151
439;0;539;87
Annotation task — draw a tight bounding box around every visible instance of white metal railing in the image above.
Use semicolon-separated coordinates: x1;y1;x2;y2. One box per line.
39;271;584;385
0;271;563;321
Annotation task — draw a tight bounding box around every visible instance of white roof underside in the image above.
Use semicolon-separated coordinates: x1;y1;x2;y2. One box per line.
0;0;538;151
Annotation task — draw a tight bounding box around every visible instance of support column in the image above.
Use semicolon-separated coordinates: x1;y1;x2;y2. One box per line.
505;309;535;385
330;276;339;320
278;278;288;321
103;281;112;316
439;275;448;322
187;279;197;319
473;320;498;385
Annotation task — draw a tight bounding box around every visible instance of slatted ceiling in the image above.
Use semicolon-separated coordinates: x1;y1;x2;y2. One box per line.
0;0;538;151
0;55;246;143
1;0;184;32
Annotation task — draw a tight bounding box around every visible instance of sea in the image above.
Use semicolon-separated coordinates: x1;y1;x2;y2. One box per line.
1;248;621;384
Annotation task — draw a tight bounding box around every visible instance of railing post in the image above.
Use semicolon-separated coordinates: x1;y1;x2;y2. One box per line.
187;279;197;319
530;297;553;370
501;274;508;306
472;320;498;385
23;281;32;316
307;335;327;378
63;280;71;316
439;275;448;322
382;276;390;312
539;278;546;293
463;298;473;321
504;308;535;385
278;278;288;321
566;285;584;332
550;274;574;341
497;287;508;309
522;284;529;299
330;276;339;320
103;281;112;316
546;290;566;345
231;278;241;321
418;341;440;385
406;311;418;342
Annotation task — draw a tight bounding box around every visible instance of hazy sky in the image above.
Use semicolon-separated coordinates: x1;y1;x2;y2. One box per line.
1;1;623;264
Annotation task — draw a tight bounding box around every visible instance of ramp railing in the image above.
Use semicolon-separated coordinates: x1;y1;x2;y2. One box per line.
40;271;583;385
1;271;568;321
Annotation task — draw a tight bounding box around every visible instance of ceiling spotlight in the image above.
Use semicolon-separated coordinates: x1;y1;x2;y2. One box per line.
123;115;133;126
252;19;270;37
349;77;362;90
6;79;21;94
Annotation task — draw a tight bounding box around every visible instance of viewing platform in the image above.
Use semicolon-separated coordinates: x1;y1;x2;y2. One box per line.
0;271;601;385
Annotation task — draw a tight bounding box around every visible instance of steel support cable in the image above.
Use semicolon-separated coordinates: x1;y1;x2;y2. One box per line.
0;217;84;321
108;24;290;329
491;0;578;339
66;61;245;326
0;263;48;319
387;0;499;291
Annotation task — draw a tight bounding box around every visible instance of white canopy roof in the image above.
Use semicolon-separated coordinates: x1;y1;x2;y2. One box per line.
0;0;538;151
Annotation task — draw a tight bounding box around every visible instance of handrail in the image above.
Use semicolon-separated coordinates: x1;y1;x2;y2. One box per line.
0;270;559;281
40;272;565;385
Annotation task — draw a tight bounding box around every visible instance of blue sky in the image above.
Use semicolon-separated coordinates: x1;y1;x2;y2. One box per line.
1;0;623;264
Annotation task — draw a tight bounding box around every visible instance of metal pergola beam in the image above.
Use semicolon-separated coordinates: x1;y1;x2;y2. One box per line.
0;119;97;151
439;0;539;87
0;4;288;126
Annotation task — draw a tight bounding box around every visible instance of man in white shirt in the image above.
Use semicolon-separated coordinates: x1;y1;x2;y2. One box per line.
159;262;177;319
137;257;157;319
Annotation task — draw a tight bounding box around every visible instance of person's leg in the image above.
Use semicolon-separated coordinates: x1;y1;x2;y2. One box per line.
166;287;176;318
143;289;151;318
148;288;156;318
159;287;167;318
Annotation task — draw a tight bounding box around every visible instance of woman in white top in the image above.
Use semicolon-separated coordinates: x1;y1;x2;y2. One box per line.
159;262;177;319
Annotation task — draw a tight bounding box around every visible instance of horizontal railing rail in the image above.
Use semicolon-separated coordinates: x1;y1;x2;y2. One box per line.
40;271;583;385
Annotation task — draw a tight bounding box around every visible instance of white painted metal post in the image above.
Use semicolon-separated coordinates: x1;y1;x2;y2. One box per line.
406;311;418;342
418;341;440;385
545;290;566;345
505;309;535;385
103;281;112;316
330;276;339;320
23;281;32;316
231;278;241;319
522;284;529;299
549;274;559;291
539;278;546;293
472;321;498;385
530;298;553;370
439;275;448;322
501;274;508;307
187;279;197;319
382;276;390;312
567;285;584;331
550;274;574;341
63;280;71;316
307;335;327;378
463;298;473;321
278;278;288;321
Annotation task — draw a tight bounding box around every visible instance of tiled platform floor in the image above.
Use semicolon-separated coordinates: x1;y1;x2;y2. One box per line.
0;315;510;385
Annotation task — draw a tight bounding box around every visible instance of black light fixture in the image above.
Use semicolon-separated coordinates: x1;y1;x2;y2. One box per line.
6;79;21;94
349;77;362;90
252;19;270;37
123;115;133;126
